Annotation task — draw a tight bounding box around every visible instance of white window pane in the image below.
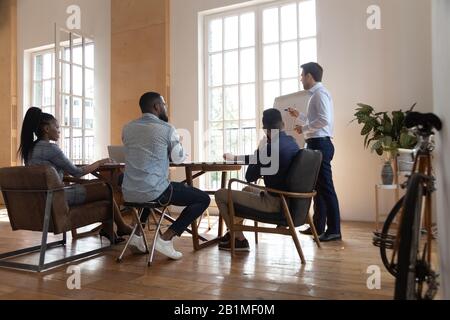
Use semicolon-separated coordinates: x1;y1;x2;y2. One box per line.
282;79;299;95
62;95;70;126
209;54;222;86
73;46;83;65
85;99;94;129
209;19;222;52
224;121;239;155
240;120;257;155
51;53;55;78
263;8;279;44
73;66;83;96
263;44;279;80
299;38;317;65
72;128;83;161
34;55;43;81
73;97;82;128
264;81;280;109
59;30;71;62
85;69;94;98
299;0;317;38
85;43;94;68
281;41;298;78
62;128;71;156
240;48;255;83
72;33;83;63
84;129;94;162
240;12;255;47
42;106;55;116
62;63;71;94
43;53;52;80
224;51;238;85
33;82;42;106
224;16;238;50
281;3;297;41
209;88;223;121
240;84;255;119
208;123;223;161
63;48;71;62
224;86;239;121
43;80;53;106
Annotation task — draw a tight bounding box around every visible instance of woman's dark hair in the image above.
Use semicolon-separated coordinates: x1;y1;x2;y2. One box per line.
18;107;56;163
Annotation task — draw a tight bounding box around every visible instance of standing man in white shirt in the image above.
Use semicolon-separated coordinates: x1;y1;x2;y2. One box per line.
287;62;341;242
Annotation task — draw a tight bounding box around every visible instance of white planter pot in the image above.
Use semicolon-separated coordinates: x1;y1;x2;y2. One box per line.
397;148;415;173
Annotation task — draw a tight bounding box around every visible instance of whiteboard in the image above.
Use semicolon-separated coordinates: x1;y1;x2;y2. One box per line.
273;90;311;148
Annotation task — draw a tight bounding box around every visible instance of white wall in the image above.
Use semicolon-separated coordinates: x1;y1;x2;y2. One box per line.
17;0;111;159
170;0;433;221
432;0;450;300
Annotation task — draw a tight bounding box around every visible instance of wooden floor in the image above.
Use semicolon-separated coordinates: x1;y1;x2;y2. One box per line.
0;209;408;300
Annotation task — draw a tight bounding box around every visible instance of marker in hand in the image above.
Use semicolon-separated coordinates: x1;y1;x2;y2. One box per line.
285;107;300;118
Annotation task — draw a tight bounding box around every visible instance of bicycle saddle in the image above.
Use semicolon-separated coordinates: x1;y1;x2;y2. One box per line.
405;112;442;133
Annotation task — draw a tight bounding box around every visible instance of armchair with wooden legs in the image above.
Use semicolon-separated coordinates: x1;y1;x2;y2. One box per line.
227;149;322;264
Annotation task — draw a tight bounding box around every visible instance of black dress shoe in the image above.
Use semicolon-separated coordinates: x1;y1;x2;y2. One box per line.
299;227;313;235
319;233;342;242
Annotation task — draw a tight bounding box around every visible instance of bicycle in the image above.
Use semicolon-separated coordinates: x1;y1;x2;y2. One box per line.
373;111;443;300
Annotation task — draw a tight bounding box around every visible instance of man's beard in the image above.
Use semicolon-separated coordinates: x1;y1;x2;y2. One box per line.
159;113;169;123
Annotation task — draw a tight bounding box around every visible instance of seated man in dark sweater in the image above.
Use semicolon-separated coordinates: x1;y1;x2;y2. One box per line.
215;108;300;251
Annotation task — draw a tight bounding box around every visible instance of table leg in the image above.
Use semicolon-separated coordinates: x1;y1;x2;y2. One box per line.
218;171;228;237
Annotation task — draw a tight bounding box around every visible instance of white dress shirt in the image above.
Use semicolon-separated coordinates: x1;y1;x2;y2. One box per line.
302;82;335;139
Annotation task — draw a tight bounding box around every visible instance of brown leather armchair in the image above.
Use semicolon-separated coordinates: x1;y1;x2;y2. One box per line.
0;165;114;272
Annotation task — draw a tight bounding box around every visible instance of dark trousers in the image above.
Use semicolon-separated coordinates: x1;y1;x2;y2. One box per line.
306;138;341;235
140;182;211;236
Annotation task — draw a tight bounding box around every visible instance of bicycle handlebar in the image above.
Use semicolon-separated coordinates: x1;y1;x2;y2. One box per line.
405;112;442;136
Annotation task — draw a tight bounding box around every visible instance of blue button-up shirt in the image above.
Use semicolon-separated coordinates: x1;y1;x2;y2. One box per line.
122;113;186;202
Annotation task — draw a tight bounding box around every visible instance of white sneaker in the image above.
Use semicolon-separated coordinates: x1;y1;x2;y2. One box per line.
128;234;147;254
155;236;183;260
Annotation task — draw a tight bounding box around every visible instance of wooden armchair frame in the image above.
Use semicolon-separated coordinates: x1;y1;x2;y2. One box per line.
227;178;321;264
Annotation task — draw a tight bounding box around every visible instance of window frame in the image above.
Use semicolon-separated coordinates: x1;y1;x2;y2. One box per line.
28;28;95;165
202;0;317;189
31;48;56;116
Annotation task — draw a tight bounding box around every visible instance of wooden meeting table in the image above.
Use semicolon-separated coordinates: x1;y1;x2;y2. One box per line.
92;161;243;250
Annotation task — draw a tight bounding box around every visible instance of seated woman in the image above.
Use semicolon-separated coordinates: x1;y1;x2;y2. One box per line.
18;107;133;243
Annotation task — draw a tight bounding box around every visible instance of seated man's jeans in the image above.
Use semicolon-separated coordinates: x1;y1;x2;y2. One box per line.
139;182;210;236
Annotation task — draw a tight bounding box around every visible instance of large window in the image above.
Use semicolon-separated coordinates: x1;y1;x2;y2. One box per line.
204;0;317;189
30;30;95;165
32;50;55;116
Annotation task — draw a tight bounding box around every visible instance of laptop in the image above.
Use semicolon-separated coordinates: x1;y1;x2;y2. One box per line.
107;145;126;163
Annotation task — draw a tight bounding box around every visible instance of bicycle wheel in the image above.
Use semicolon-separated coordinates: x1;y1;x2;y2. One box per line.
378;196;405;277
394;174;424;300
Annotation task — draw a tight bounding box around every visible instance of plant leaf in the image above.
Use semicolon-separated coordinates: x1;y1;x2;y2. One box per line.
361;123;373;136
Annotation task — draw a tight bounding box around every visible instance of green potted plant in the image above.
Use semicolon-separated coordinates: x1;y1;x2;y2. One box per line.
352;103;417;184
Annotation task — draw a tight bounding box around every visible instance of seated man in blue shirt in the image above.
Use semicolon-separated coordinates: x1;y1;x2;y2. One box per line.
122;92;210;260
215;108;300;251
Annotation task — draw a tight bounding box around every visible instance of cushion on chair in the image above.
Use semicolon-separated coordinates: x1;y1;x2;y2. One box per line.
0;166;113;234
0;166;68;232
232;149;322;227
286;149;322;226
